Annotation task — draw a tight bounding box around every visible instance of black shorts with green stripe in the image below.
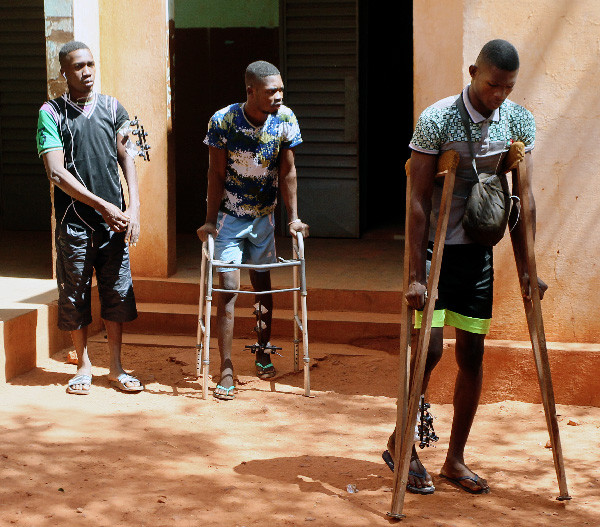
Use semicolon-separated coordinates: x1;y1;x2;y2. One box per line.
415;242;493;334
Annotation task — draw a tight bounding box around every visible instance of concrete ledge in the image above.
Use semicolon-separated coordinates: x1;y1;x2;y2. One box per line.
429;339;600;407
0;279;101;383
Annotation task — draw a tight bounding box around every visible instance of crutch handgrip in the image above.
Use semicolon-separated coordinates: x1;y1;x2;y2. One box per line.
502;141;525;173
295;231;305;258
437;150;460;176
404;150;460;179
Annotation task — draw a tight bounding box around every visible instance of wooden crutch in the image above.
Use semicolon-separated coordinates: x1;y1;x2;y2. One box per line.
388;150;460;519
505;142;571;500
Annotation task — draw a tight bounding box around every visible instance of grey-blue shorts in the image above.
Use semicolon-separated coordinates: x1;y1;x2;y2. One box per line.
214;211;276;273
55;222;137;331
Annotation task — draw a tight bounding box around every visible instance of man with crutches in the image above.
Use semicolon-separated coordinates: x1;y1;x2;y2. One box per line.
196;61;309;401
383;40;546;495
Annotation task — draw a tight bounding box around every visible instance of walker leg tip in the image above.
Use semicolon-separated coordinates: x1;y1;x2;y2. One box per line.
386;512;406;520
556;495;572;501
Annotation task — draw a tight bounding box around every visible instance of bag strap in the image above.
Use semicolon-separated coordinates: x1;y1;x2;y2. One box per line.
455;94;478;179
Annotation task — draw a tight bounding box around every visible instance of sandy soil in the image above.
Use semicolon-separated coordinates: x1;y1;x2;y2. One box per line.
1;338;598;527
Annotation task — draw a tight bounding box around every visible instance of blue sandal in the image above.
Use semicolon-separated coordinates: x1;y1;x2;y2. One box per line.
382;450;435;494
255;361;276;379
213;384;235;400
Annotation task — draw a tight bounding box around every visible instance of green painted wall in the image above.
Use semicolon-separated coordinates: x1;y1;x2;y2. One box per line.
174;0;279;28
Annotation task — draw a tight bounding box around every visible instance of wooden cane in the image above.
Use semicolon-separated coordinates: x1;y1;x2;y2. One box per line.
508;147;571;500
388;150;460;519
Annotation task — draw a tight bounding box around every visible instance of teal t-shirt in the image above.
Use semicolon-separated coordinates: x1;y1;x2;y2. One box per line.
36;107;63;155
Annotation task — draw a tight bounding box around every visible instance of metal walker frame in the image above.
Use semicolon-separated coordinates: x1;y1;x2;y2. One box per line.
195;233;310;399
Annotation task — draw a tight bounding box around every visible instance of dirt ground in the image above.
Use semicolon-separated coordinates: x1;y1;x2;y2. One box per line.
1;339;599;527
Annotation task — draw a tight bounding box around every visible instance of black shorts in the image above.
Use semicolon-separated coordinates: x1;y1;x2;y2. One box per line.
55;222;137;331
415;242;493;334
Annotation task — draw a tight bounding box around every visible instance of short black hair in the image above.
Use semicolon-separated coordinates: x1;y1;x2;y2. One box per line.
476;39;519;71
59;41;90;66
245;60;280;84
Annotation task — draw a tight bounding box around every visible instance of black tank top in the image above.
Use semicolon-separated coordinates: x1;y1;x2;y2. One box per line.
46;93;129;229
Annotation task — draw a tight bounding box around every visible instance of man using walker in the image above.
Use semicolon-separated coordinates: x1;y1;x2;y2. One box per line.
197;61;309;401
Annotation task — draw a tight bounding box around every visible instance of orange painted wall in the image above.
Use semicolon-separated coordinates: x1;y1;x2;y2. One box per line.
413;0;600;343
98;0;176;277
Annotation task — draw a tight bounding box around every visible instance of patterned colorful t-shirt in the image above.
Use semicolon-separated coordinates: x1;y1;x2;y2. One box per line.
409;85;536;244
204;103;302;219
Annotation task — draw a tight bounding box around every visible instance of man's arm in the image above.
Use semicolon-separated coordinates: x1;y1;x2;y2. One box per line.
41;149;130;232
117;133;140;245
196;146;227;242
509;152;547;299
405;150;437;310
279;147;309;238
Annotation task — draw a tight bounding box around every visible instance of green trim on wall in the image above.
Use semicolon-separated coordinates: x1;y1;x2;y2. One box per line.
175;0;279;28
44;0;72;17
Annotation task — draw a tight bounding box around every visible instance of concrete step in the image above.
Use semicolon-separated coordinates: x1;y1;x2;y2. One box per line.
129;280;596;353
132;278;403;314
128;302;400;344
0;278;98;382
121;279;600;407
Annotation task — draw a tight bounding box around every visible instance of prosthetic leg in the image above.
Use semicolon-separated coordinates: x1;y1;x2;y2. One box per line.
388;143;570;520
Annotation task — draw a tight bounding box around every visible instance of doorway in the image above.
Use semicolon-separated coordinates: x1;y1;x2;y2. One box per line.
0;0;49;231
359;0;413;236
